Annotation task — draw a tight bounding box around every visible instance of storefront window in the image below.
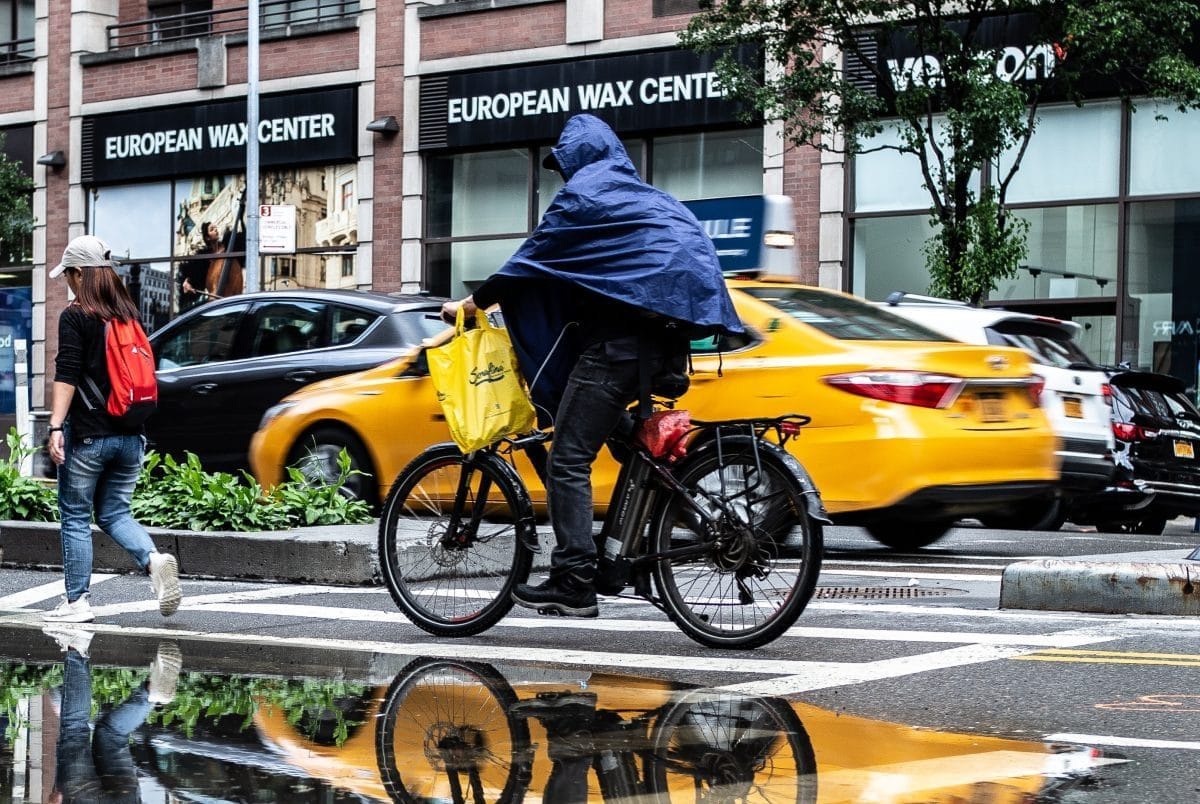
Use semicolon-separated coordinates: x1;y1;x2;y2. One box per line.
853;116;979;214
997;102;1121;204
851;215;931;300
1124;200;1200;389
1129;100;1200;197
427;128;762;298
88;163;357;318
427;150;530;239
991;204;1119;301
653;129;764;201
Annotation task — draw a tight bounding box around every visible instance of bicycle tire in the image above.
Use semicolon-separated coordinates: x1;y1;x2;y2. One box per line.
378;443;535;637
376;658;533;804
648;690;818;803
650;441;823;649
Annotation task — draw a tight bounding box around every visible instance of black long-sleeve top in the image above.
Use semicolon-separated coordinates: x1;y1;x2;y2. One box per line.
55;305;141;438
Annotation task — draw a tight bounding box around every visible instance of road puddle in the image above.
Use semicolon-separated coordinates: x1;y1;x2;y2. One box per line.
1;634;1123;802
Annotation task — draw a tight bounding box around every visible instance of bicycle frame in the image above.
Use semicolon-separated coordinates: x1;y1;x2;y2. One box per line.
495;413;817;597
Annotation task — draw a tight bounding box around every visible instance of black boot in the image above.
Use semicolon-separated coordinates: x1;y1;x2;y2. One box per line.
512;573;598;617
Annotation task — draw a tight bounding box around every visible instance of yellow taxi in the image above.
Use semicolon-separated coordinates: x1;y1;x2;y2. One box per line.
249;279;1059;550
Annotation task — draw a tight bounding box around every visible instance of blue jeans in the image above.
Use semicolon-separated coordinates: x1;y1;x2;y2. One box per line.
58;427;155;601
547;344;669;582
56;650;150;803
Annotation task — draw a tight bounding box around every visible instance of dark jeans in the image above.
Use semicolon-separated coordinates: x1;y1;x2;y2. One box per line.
548;343;671;582
55;651;150;804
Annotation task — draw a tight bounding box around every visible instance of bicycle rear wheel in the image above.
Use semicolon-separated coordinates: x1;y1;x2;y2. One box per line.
379;444;534;637
650;443;823;649
648;690;817;803
376;658;532;804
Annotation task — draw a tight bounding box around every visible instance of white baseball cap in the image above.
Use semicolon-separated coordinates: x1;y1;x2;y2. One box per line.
50;235;113;278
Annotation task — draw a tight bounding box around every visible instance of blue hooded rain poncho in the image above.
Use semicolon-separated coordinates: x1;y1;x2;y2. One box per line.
473;114;744;414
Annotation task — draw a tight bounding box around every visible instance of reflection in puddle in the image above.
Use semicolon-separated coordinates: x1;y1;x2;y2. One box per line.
1;643;1122;802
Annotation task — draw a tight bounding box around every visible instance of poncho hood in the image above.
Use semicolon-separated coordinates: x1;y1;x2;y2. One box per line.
482;114;743;415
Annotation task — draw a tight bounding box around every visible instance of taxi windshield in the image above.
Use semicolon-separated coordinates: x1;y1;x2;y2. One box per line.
742;287;955;342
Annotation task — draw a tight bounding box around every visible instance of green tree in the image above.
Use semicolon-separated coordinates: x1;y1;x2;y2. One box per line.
682;1;1200;303
0;132;34;267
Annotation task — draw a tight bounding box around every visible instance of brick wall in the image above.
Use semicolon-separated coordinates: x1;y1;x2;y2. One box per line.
372;3;405;290
0;75;34;114
421;6;566;61
226;29;360;83
783;140;822;285
83;52;198;102
604;0;691;39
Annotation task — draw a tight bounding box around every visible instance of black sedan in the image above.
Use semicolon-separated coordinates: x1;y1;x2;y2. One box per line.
1092;369;1200;534
147;289;447;474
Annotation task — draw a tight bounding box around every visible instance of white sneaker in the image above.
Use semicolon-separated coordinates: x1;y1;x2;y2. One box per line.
43;625;94;657
43;594;95;624
148;642;183;705
148;552;182;617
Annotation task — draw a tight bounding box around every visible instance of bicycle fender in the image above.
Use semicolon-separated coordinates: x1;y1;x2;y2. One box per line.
679;434;832;525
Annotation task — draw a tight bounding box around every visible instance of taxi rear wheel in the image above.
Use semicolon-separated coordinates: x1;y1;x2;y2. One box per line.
287;426;377;508
864;520;953;550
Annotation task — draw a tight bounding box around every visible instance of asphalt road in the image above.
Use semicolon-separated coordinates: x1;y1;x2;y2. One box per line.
3;520;1199;801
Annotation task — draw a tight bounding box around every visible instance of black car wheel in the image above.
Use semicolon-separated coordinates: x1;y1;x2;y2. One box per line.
864;520;954;550
286;426;377;507
1096;515;1167;536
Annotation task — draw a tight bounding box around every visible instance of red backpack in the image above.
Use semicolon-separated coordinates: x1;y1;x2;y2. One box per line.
82;318;158;427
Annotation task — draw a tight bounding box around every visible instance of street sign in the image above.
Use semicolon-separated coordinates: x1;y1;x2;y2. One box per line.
259;204;296;254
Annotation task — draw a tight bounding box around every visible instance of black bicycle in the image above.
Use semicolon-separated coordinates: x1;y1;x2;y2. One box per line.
378;410;827;649
375;657;818;804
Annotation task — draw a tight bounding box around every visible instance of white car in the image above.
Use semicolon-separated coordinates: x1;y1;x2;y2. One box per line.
879;293;1114;530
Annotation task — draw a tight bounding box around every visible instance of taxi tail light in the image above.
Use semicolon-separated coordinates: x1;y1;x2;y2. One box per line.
822;371;963;409
1027;376;1046;406
1101;383;1113;405
1112;422;1159;441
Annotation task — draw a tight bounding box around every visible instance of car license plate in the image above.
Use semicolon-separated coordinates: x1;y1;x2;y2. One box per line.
1174;440;1195;459
1062;395;1083;418
977;393;1008;423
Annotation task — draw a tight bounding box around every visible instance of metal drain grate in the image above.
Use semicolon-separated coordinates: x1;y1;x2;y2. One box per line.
814;586;965;599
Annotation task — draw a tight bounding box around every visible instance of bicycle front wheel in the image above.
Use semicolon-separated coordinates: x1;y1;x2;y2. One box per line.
376;658;532;804
379;444;535;637
650;442;823;649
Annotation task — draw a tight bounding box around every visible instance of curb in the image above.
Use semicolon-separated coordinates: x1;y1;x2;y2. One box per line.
1000;552;1200;616
1;520;380;585
0;520;557;586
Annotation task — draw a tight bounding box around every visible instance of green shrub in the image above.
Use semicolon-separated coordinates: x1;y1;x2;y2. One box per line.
0;429;57;522
1;426;371;531
130;450;372;531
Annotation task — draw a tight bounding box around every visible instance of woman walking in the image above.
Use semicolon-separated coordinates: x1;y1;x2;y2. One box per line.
43;235;181;624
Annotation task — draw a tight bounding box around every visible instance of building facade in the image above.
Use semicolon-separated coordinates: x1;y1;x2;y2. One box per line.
2;1;1196;433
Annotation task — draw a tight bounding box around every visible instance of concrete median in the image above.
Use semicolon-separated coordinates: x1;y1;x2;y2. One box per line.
1000;549;1200;616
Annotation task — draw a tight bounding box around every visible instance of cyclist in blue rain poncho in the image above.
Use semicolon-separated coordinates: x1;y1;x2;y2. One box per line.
441;113;743;618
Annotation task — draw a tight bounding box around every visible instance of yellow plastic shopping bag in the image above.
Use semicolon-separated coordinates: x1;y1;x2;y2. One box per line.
428;308;537;453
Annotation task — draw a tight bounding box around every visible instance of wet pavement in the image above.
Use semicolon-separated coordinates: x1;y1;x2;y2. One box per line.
1;631;1124;803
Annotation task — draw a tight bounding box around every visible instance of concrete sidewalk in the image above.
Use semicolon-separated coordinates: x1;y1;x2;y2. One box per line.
5;519;1199;616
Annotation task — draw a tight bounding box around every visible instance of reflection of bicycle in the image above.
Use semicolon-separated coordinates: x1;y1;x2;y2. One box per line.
378;411;827;649
375;658;818;804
